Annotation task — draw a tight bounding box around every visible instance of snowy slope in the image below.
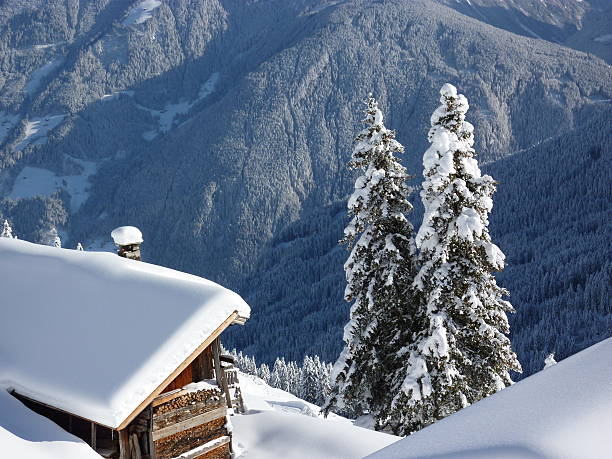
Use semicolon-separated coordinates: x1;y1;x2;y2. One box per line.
232;373;399;459
0;390;99;459
368;337;612;459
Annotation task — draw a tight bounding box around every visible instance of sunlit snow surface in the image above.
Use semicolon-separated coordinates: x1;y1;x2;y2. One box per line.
122;0;162;26
368;338;612;459
232;373;398;458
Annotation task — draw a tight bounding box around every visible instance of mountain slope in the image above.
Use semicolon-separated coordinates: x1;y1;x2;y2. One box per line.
226;106;612;379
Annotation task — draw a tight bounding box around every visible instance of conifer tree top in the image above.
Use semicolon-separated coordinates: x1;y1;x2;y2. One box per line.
417;83;505;271
1;220;13;239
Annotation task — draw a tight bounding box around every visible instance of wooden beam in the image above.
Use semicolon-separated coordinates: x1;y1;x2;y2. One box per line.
130;433;142;459
10;390;114;430
117;311;239;430
153;400;222;426
171;436;230;459
118;429;130;459
148;405;157;459
232;315;248;325
91;422;97;450
151;406;227;441
213;338;233;410
151;388;189;407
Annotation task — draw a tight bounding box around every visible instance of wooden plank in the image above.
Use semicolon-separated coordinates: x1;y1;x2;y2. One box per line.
117;311;238;430
91;422;97;450
212;339;233;409
153;400;222;427
151;407;227;441
118;429;130;459
148;405;157;459
232;315;248;325
130;433;142;459
162;364;194;393
193;347;214;381
152;389;189;407
173;436;230;459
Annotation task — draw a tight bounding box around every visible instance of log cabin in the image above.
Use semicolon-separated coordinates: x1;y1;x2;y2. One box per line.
0;237;250;459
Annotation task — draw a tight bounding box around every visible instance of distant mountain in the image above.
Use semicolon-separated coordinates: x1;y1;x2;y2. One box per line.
0;0;610;375
435;0;612;63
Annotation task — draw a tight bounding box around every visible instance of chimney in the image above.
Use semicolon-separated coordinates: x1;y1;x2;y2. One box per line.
111;226;143;261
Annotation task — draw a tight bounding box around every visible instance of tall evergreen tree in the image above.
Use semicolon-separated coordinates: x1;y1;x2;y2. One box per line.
300;355;322;404
323;94;418;422
1;220;14;238
258;363;271;384
387;84;521;435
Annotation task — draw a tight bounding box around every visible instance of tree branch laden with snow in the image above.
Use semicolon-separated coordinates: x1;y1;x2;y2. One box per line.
385;84;522;435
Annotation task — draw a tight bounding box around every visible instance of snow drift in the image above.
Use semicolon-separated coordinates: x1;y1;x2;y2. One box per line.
368;337;612;459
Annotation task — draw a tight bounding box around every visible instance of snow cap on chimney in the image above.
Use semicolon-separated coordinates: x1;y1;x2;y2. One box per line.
111;226;143;246
111;226;143;260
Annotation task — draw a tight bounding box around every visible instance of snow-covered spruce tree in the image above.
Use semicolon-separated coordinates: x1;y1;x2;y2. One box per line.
258;363;271;384
1;220;14;238
323;94;418;423
387;84;521;435
543;353;557;369
300;356;323;404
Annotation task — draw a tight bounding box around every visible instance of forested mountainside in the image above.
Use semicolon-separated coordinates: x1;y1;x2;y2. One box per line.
0;1;610;376
226;108;612;378
434;0;612;63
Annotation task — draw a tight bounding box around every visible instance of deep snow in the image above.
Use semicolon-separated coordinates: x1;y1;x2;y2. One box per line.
368;337;612;459
232;373;399;458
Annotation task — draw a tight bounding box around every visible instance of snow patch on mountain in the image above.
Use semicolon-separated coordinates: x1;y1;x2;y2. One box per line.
138;72;220;139
122;0;162;26
25;57;64;94
9;158;97;212
14;114;66;152
593;34;612;43
101;90;135;101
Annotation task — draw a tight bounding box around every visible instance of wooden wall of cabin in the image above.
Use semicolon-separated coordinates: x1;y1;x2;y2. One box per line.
162;346;215;393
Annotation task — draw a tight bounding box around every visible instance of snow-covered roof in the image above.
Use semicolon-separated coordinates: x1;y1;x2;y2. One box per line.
368;337;612;459
111;225;143;245
0;238;250;429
